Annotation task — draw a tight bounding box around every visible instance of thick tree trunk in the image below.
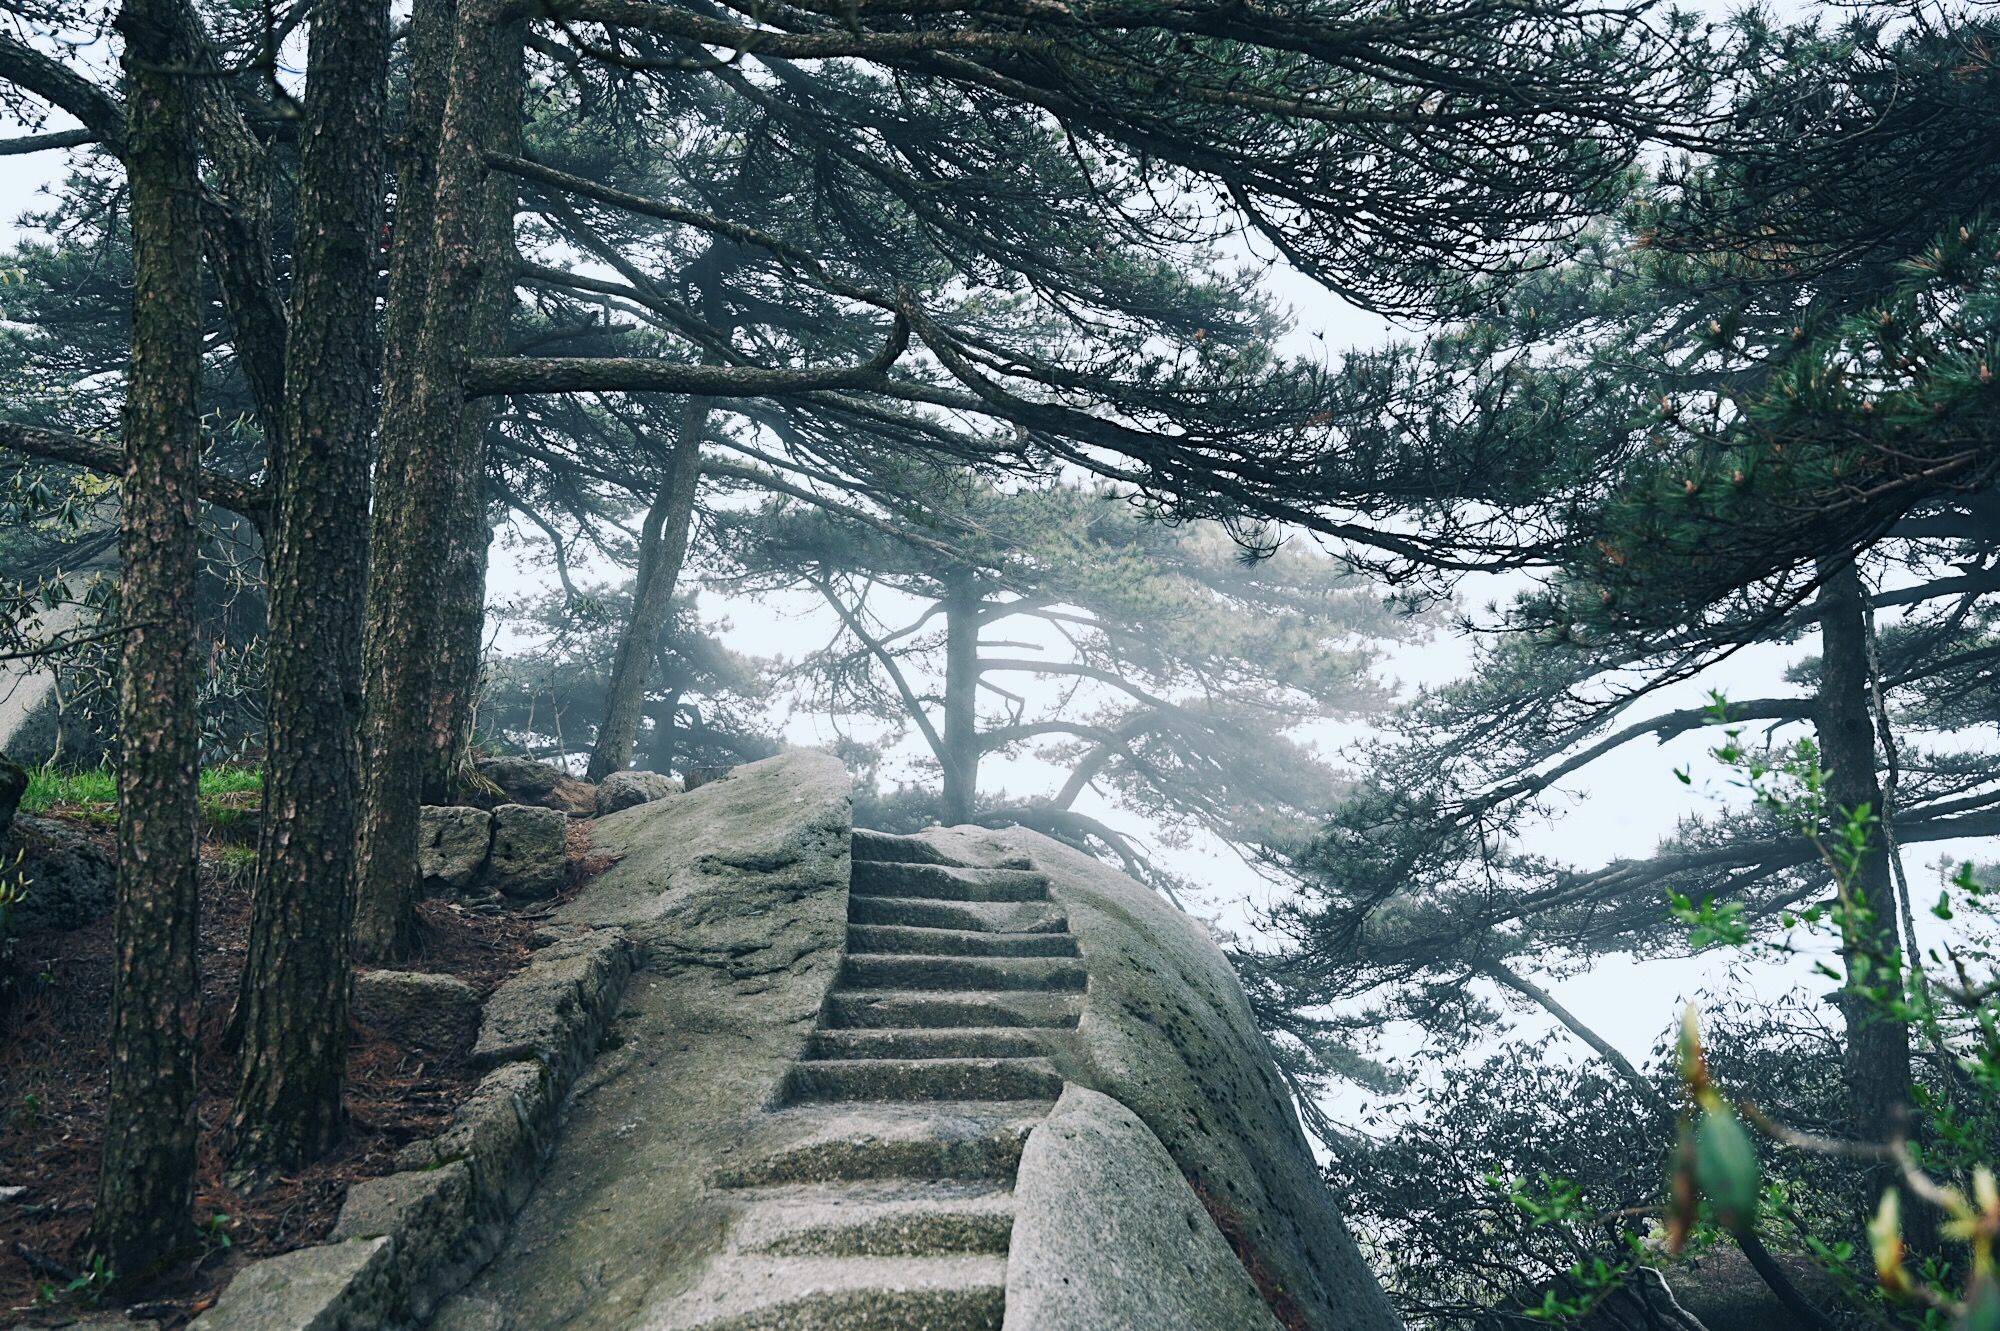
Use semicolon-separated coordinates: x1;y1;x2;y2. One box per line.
422;469;490;803
354;0;519;960
87;0;204;1276
940;565;980;825
225;0;387;1185
1814;559;1915;1202
422;79;522;804
585;401;707;782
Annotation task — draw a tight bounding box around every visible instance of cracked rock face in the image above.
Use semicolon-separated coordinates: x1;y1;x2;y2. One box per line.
488;804;568;900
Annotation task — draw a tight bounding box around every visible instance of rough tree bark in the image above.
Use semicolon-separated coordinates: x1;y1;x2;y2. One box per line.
585;400;708;782
423;92;523;804
1814;558;1917;1206
939;563;980;825
354;0;520;960
86;0;204;1276
225;0;388;1185
423;457;491;803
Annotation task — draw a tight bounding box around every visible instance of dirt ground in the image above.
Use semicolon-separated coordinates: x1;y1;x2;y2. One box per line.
0;808;581;1325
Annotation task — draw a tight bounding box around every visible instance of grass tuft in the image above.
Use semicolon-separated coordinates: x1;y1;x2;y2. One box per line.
21;765;264;834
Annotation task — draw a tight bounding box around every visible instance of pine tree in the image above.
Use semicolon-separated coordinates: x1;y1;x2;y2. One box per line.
85;0;204;1277
718;476;1411;880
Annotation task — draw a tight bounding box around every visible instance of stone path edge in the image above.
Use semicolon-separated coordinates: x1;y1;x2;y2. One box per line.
191;926;639;1331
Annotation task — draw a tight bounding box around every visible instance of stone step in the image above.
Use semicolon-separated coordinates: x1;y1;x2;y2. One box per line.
850;828;959;866
714;1103;1048;1187
728;1181;1016;1258
841;954;1087;993
657;1253;1005;1330
780;1056;1062;1106
850;862;1052;903
848;895;1068;935
824;990;1082;1031
806;1027;1058;1061
846;923;1078;958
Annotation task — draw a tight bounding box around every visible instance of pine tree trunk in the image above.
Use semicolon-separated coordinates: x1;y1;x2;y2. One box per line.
422;474;490;803
1814;558;1915;1203
420;74;520;805
225;0;387;1186
585;402;707;782
354;0;519;961
87;0;204;1276
940;565;980;825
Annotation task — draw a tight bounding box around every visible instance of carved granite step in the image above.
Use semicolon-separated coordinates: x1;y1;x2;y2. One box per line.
714;1102;1050;1187
850;828;960;866
847;894;1068;935
849;862;1053;903
728;1180;1016;1258
656;1253;1005;1330
840;953;1088;993
824;990;1083;1030
806;1027;1058;1061
846;923;1079;958
780;1055;1063;1105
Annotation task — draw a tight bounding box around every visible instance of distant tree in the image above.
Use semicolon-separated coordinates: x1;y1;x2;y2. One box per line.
718;477;1411;879
1331;999;1857;1330
479;585;780;773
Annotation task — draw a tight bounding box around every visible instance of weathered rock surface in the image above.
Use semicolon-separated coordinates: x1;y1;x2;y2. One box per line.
352;969;482;1056
6;814;115;932
328;1163;475;1323
419;804;493;893
1006;1084;1281;1330
430;750;853;1331
0;567;113;769
470;930;633;1078
474;755;595;816
680;763;732;792
593;769;679;816
190;1236;394;1331
0;752;24;837
908;824;1400;1331
486;803;566;900
199;759;1399;1331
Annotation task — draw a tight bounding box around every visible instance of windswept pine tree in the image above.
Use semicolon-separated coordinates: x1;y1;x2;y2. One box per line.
81;0;205;1279
1261;8;2000;1321
343;0;1719;958
716;477;1412;882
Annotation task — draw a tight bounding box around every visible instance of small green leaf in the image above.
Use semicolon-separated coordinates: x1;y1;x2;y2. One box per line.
1694;1106;1759;1233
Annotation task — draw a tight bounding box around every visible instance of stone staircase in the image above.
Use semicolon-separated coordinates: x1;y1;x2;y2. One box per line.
658;830;1084;1330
